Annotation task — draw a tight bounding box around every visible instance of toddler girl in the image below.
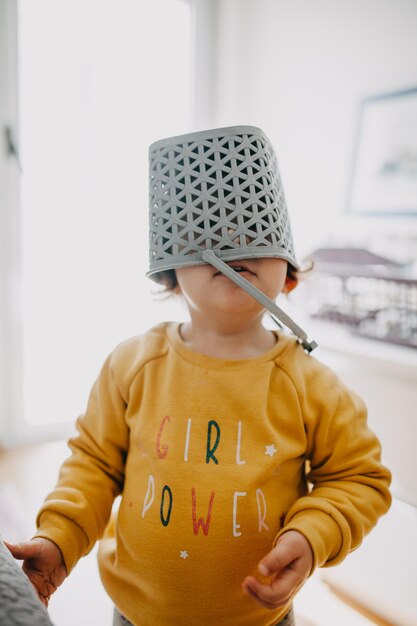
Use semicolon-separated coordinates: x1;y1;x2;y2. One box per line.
7;126;391;626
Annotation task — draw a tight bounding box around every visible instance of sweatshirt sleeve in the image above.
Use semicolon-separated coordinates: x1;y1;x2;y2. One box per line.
276;356;392;572
34;350;129;574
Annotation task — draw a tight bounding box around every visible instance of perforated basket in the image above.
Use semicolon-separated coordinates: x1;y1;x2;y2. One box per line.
147;125;297;282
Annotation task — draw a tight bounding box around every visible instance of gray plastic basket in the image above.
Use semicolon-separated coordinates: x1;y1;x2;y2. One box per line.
147;125;297;279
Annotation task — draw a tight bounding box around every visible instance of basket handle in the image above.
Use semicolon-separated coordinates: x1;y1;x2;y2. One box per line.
202;250;318;353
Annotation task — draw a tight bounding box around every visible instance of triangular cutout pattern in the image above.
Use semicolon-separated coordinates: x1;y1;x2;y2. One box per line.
149;129;296;267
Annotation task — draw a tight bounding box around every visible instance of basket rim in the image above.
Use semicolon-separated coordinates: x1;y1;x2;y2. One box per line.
146;247;299;282
149;125;269;153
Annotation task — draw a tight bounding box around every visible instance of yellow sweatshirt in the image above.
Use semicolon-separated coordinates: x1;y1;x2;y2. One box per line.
35;322;391;626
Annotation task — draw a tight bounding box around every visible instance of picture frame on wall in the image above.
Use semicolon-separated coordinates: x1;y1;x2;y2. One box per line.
347;86;417;216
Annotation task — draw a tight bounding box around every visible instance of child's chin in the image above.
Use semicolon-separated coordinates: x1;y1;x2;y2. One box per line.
216;294;263;314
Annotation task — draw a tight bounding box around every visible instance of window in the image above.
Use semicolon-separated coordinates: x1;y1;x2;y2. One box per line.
1;0;194;443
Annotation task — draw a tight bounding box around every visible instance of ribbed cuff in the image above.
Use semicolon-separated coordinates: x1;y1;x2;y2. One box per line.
34;512;90;574
274;509;343;572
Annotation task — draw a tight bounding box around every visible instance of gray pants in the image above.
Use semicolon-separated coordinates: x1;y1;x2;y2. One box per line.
113;606;295;626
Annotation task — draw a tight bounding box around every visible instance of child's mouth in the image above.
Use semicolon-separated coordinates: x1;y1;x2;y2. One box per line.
214;264;255;277
231;266;250;273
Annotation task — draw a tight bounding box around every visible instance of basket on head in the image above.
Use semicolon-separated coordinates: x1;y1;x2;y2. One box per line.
147;125;298;282
146;125;317;352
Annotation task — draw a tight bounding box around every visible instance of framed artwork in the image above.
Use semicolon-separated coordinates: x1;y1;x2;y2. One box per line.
347;86;417;216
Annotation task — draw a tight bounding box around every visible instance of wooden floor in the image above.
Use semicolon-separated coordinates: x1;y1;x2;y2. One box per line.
0;440;381;626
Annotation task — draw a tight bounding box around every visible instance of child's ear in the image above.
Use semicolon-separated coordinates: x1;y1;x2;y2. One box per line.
283;275;298;294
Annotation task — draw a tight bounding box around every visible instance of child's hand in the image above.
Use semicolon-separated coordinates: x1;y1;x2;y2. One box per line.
4;537;67;607
242;530;313;610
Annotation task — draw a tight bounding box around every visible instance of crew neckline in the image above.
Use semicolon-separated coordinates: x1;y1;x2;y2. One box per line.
166;322;292;370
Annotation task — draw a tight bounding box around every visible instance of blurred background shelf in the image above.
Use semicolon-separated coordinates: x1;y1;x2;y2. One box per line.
302;247;417;351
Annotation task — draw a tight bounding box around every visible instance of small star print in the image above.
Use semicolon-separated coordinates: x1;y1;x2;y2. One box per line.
265;444;277;457
180;550;189;560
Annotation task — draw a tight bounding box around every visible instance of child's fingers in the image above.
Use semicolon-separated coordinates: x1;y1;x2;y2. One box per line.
4;539;43;560
242;579;280;611
258;539;296;577
242;567;301;610
27;575;54;606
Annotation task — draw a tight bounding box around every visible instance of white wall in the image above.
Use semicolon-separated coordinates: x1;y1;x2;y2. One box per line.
204;0;417;261
0;0;193;443
0;1;22;443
